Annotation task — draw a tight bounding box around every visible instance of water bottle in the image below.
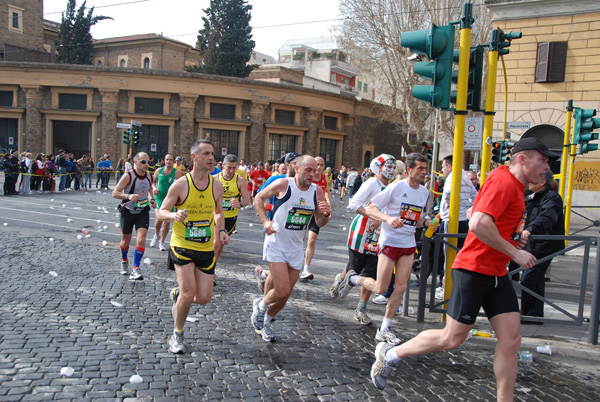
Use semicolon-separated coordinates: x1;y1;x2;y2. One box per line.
536;344;552;355
424;214;440;238
272;222;280;232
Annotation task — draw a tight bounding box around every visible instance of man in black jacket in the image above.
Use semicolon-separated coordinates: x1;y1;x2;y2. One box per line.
521;170;565;318
3;149;19;195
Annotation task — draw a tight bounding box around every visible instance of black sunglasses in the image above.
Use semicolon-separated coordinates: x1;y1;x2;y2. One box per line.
138;160;149;164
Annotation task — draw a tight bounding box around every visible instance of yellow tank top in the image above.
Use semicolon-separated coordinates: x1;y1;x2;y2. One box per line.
236;168;247;180
171;173;216;251
218;171;240;218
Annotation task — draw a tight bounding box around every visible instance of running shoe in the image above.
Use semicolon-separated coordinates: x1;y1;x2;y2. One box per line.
370;342;397;390
120;260;128;276
354;310;373;326
329;273;342;298
372;295;389;305
375;327;402;345
259;322;276;342
168;330;185;354
254;266;265;293
150;235;159;247
338;269;357;299
435;286;444;301
251;298;265;331
299;267;314;281
159;241;168;251
129;267;143;281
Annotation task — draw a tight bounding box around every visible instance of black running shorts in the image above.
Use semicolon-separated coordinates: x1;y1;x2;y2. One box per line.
169;246;216;274
347;248;377;279
446;268;519;325
224;216;238;235
308;215;320;235
120;208;150;235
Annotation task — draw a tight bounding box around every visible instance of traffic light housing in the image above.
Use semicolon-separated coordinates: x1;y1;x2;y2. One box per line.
132;130;141;146
451;46;483;111
491;142;502;163
422;141;434;161
503;141;515;162
401;24;455;109
491;141;514;163
573;108;600;154
495;29;522;56
123;130;131;145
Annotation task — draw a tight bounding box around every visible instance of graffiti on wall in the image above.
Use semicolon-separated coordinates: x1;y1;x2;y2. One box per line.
573;161;600;192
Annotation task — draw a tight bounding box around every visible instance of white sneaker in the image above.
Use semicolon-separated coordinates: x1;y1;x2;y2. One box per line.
168;331;185;354
372;295;389;305
435;286;444;300
375;327;402;345
150;235;159;247
299;267;314;281
129;267;144;281
159;241;168;251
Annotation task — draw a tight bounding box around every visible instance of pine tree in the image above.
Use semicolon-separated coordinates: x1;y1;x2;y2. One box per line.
190;0;256;77
55;0;111;65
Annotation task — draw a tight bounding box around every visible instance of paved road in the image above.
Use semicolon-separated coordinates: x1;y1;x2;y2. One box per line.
1;189;599;401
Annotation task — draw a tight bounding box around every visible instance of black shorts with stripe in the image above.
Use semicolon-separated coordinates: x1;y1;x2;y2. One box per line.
168;246;216;274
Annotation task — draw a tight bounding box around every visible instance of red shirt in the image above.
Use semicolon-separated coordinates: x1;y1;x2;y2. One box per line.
250;169;270;191
452;166;526;277
313;173;328;193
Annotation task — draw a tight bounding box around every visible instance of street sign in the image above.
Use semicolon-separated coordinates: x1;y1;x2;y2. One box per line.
222;147;227;156
464;117;484;150
116;122;132;129
131;120;142;127
507;121;530;130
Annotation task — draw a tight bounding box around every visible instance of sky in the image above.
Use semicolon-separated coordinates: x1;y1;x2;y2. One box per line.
43;0;342;59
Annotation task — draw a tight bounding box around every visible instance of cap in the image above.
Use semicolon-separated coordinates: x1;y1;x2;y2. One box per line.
275;155;286;164
176;156;182;161
258;162;264;166
26;149;31;152
511;138;560;161
284;152;301;164
370;154;396;175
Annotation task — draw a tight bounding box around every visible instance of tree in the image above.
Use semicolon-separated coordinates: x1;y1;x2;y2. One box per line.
55;0;111;65
189;0;256;77
338;0;491;155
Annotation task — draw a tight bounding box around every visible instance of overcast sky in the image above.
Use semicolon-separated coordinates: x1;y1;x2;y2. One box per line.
43;0;342;58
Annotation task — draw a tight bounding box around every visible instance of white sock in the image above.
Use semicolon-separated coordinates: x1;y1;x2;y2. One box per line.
385;347;401;364
304;265;310;271
380;318;393;332
264;313;273;325
258;299;268;311
349;274;359;286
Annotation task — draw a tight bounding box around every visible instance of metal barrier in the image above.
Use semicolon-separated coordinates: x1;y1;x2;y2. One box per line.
416;232;600;344
569;205;600;235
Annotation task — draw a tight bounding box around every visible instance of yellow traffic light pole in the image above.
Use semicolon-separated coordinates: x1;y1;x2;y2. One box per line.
443;4;473;314
480;44;499;185
559;100;573;201
564;114;577;238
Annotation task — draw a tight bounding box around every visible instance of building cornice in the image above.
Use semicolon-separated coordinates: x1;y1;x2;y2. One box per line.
485;0;600;21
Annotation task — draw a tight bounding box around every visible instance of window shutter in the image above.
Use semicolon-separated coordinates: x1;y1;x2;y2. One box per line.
535;42;549;83
548;42;568;82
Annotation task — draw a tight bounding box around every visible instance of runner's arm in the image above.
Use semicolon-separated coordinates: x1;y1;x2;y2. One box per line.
365;203;403;229
254;178;287;235
152;169;160;195
112;172;134;201
212;179;229;246
156;177;187;223
314;186;332;227
237;175;250;208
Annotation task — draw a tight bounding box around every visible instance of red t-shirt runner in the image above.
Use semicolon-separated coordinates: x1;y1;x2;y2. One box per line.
452;165;526;277
250;169;270;192
313;173;328;193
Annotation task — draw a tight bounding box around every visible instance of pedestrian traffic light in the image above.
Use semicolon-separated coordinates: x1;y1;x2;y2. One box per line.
132;130;141;146
401;24;455;109
573;108;600;154
123;130;131;145
422;141;434;161
450;46;483;111
495;29;522;56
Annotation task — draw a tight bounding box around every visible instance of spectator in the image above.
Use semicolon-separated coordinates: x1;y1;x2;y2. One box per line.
3;149;19;195
55;150;68;192
43;154;55;192
20;152;33;195
81;156;92;189
96;156;105;189
115;158;125;182
30;153;44;192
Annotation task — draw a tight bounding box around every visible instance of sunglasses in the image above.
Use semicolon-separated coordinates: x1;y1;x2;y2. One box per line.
138;160;149;164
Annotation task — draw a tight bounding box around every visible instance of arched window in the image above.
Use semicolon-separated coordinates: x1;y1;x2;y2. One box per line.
96;60;102;66
120;59;126;67
143;57;150;69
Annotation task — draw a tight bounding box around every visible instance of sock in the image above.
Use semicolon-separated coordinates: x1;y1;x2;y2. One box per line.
264;314;274;325
304;264;310;271
120;245;129;262
259;271;267;280
356;301;367;312
349;274;359;286
259;299;268;311
380;317;393;332
174;328;184;335
385;347;401;364
133;247;145;268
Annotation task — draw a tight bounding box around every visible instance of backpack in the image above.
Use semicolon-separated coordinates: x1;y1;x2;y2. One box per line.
19;159;28;173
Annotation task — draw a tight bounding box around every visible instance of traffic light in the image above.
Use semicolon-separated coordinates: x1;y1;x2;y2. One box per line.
494;29;522;56
422;141;434;161
132;130;141;146
503;141;515;162
451;46;484;111
491;141;502;163
123;130;131;145
491;141;513;163
401;24;455;109
573;108;600;154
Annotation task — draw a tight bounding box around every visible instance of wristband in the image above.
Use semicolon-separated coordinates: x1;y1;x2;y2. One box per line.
126;194;130;201
322;212;331;218
219;229;228;234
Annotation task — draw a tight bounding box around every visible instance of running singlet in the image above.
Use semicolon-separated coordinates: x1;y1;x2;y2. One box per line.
155;167;177;202
218;171;241;219
347;177;387;255
265;177;317;252
171;173;216;252
122;169;152;214
313;173;328;193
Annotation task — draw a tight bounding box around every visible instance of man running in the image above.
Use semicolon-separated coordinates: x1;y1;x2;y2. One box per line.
251;155;331;342
156;139;228;354
330;154;396;326
369;138;557;400
150;153;182;251
338;153;433;344
339;165;348;200
113;152;157;280
215;154;249;262
300;156;332;280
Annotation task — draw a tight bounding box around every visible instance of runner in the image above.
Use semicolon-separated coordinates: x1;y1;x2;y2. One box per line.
112;152;157;280
330;154;396;326
369;138;557;399
150;153;182;251
215;154;249;262
249;162;270;205
300;156;332;280
338;153;433;344
156;139;229;354
339;166;348;200
250;155;331;342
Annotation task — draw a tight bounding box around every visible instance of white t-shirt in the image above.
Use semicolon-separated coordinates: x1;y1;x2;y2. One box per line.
347;177;387;253
371;179;429;248
440;170;478;221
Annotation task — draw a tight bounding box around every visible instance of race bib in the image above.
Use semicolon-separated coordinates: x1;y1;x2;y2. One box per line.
285;207;313;230
222;197;235;211
364;223;380;255
133;200;149;211
399;203;422;226
512;210;527;242
184;220;212;243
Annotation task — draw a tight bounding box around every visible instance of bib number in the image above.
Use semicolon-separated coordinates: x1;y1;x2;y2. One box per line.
222;198;235;211
133;200;149;211
399;203;422;227
184;220;212;243
285;207;313;230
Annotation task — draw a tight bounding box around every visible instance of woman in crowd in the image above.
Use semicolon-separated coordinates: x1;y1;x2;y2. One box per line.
43;154;55;192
